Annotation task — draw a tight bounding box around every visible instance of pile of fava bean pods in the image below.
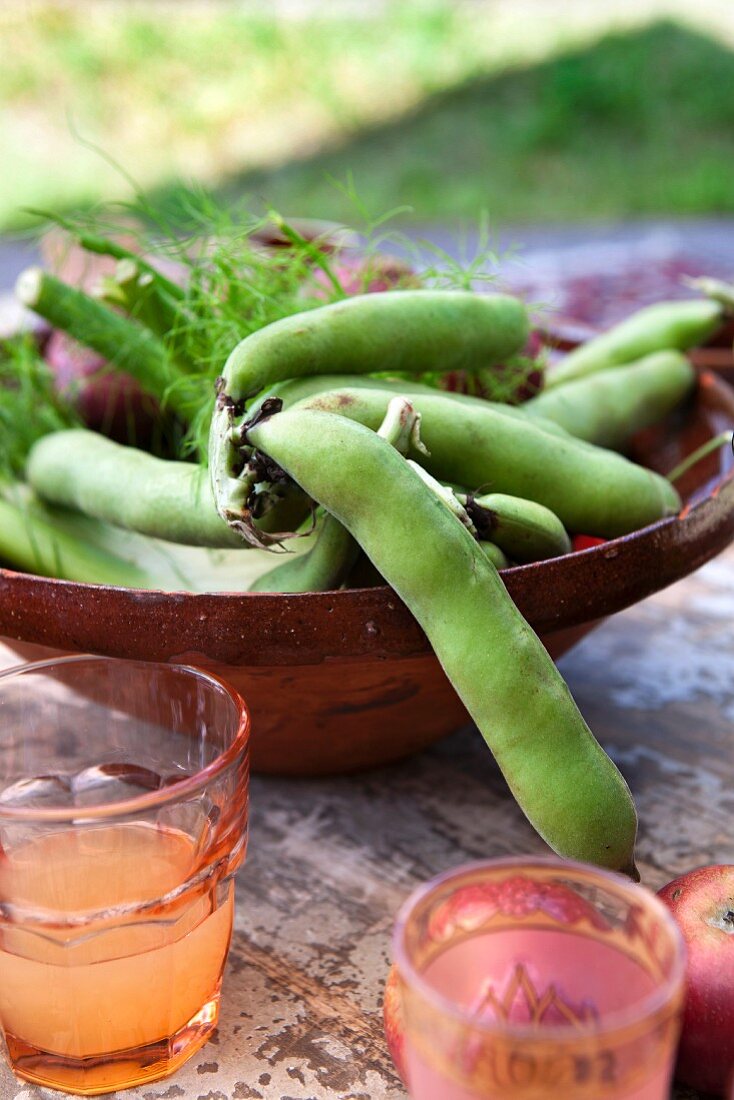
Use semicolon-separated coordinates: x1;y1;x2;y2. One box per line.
14;286;734;877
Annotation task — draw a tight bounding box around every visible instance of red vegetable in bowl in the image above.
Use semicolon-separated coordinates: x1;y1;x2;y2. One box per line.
572;534;607;552
44;330;159;446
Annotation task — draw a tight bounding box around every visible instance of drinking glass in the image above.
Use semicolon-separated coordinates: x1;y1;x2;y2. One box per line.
0;655;249;1095
393;857;686;1100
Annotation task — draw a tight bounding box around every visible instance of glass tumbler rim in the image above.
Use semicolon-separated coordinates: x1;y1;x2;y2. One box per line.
392;855;687;1043
0;654;250;824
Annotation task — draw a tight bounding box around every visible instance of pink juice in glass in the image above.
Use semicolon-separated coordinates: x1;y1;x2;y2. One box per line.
405;929;669;1100
393;860;686;1100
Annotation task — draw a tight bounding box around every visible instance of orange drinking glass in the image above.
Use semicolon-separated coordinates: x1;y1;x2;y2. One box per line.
393;858;686;1100
0;655;249;1095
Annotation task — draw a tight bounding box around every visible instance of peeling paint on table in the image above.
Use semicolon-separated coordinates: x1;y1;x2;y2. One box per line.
1;550;732;1100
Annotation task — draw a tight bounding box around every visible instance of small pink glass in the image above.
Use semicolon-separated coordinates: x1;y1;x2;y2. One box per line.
392;857;686;1100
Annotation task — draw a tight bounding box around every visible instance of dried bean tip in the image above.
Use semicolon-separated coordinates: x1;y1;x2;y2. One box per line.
214;377;246;418
464;495;498;540
242;396;284;437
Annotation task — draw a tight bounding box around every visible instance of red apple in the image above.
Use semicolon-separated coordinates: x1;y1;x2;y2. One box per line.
658;865;734;1095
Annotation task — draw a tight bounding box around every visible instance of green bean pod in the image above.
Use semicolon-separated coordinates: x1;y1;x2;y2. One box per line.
463;493;571;562
26;429;309;547
287;387;679;538
220;291;528;401
27;430;243;547
248;374;572;439
247;406;639;874
210;291;529;516
479;541;510;570
526;350;696;449
0;492;150;587
15;268;183;412
545;299;722;389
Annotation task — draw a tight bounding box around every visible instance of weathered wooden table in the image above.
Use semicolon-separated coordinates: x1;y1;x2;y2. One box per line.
0;545;732;1100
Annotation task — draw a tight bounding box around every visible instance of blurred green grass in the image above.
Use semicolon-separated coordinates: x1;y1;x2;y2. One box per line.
241;20;734;224
2;2;734;228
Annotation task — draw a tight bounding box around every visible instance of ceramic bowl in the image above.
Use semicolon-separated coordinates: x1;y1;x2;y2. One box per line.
2;371;733;775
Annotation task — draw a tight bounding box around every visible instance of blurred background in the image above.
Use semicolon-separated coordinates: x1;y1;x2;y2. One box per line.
3;0;734;319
